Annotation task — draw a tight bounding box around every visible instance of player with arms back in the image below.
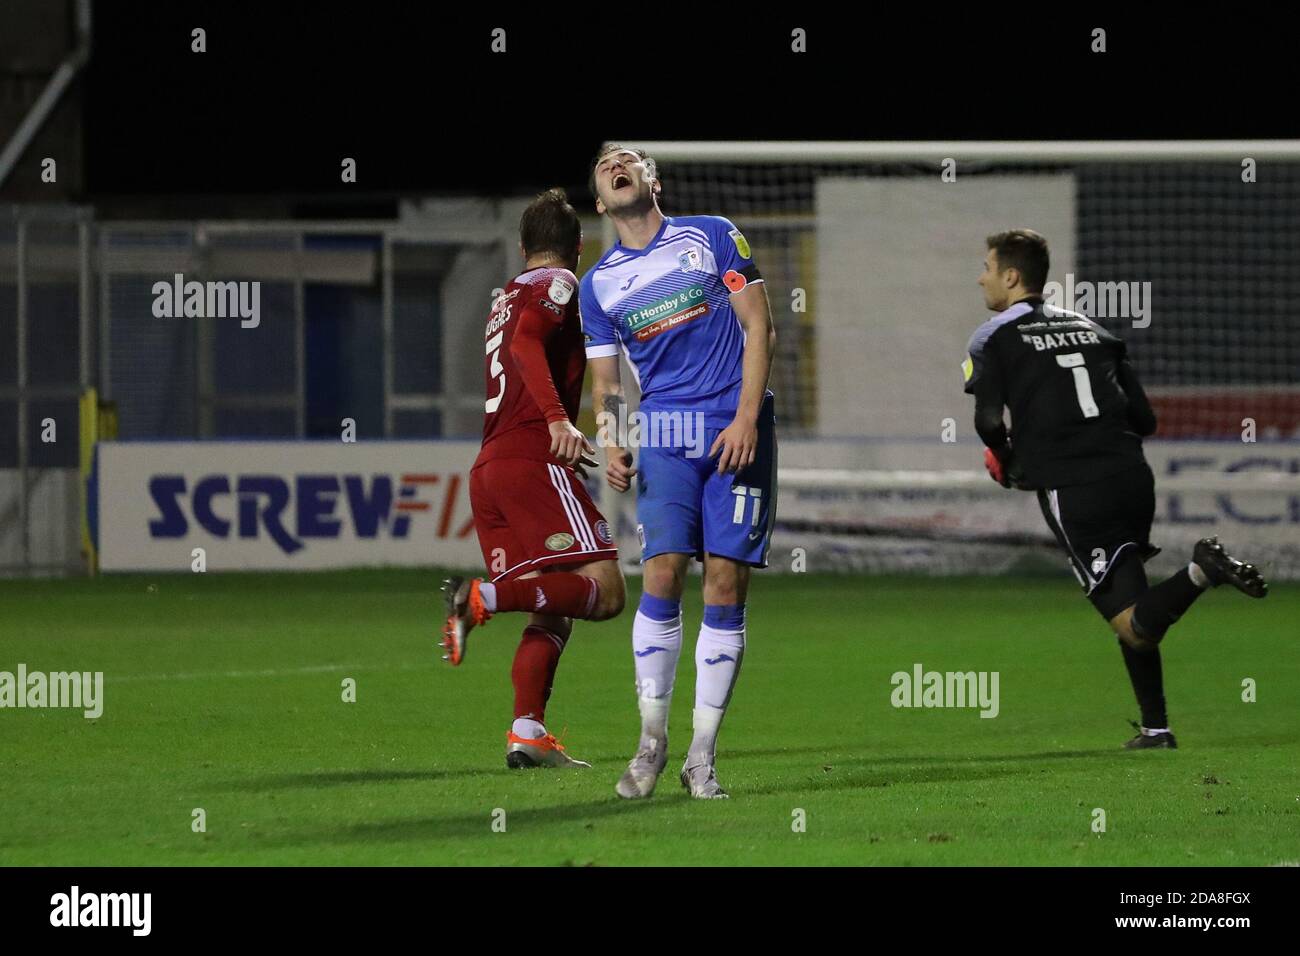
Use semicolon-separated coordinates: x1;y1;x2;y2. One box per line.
964;229;1267;749
442;188;626;770
583;145;777;799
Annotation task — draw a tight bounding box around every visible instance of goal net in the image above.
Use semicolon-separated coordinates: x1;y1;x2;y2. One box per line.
600;141;1300;579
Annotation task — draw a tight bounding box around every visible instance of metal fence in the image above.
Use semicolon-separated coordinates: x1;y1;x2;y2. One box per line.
0;199;527;574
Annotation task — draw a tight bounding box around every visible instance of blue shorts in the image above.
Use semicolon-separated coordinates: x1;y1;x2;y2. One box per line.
635;391;777;568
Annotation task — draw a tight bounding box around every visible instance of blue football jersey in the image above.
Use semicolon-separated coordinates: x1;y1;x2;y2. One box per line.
579;215;762;423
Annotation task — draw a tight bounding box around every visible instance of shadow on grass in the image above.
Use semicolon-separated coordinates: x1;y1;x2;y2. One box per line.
226;747;1118;797
222;767;491;791
721;744;1118;764
269;793;676;848
741;757;1096;797
261;748;1123;849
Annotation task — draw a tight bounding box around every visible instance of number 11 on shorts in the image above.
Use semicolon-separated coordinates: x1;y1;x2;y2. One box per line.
732;485;762;526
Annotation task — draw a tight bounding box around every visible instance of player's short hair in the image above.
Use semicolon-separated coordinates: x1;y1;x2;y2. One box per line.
588;143;655;201
986;229;1050;293
519;187;581;262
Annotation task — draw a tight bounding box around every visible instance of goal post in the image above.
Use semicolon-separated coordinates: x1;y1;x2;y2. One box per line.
613;140;1300;163
588;140;1300;578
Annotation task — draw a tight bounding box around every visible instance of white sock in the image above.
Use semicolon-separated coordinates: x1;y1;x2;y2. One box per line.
511;717;545;739
689;621;745;763
689;706;724;765
1187;562;1210;589
479;582;498;611
637;697;671;750
633;609;682;739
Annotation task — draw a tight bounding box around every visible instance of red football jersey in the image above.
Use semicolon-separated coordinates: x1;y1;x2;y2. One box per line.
477;266;585;464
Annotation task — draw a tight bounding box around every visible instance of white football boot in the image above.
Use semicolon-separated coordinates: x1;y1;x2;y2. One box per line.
615;736;668;799
680;759;729;799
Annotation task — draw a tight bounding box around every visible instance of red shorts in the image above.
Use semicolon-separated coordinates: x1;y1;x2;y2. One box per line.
469;457;618;582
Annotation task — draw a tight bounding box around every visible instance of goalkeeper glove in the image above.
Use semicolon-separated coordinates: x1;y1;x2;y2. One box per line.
983;445;1028;490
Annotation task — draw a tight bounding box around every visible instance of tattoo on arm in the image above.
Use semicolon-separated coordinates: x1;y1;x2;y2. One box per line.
601;392;628;458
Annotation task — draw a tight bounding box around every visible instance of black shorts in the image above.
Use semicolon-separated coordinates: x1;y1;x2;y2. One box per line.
1036;462;1161;620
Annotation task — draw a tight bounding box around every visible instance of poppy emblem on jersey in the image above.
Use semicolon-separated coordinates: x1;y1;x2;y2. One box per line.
723;269;747;293
547;276;574;305
545;532;575;551
678;246;701;272
728;228;751;259
595;520;613;544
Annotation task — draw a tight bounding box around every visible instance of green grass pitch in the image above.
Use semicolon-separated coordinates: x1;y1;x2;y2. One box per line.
1;570;1297;866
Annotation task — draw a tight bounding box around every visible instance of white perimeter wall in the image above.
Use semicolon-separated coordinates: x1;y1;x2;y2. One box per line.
816;174;1076;438
0;469;82;574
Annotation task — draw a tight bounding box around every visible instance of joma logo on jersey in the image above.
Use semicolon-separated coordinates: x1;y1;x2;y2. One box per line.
146;473;469;554
623;284;708;341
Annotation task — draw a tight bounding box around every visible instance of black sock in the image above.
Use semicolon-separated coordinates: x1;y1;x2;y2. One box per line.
1131;568;1205;642
1118;639;1168;728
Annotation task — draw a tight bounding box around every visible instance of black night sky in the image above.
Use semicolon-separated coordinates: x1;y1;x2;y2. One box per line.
82;2;1299;206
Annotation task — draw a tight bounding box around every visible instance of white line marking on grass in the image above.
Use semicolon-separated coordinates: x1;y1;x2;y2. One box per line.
112;662;426;683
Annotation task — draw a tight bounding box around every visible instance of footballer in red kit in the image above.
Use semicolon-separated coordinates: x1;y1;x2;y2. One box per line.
441;188;626;770
473;266;608;577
